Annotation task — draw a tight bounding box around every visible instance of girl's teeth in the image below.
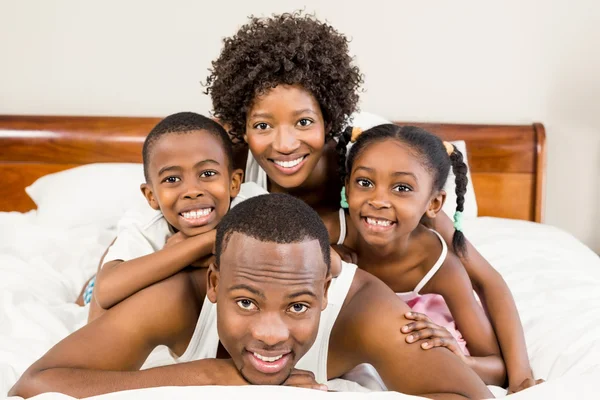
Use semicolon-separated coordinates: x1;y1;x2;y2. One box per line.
253;352;284;362
366;217;392;227
274;157;304;169
181;208;212;219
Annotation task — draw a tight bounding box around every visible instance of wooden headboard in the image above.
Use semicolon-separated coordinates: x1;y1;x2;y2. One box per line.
0;115;546;222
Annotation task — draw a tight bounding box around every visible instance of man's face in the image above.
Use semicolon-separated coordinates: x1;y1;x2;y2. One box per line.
207;233;331;385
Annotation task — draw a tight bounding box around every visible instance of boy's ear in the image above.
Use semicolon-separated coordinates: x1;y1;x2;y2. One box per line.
229;169;243;198
425;190;446;219
207;263;220;304
140;183;160;210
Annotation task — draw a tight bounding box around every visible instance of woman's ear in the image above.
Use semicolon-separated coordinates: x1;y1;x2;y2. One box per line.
425;190;446;219
140;183;160;210
207;263;220;304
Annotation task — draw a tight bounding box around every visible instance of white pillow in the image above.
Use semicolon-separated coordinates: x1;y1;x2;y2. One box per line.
26;163;148;229
349;111;478;218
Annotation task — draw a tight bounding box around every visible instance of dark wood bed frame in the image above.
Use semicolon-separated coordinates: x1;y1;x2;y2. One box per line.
0;115;546;222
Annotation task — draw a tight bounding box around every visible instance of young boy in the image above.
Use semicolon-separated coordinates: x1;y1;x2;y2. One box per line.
81;112;262;321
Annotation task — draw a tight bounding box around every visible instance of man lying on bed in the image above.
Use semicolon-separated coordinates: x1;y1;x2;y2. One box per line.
10;194;492;399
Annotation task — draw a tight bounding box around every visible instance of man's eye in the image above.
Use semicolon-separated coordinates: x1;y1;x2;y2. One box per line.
288;303;308;314
163;176;181;183
236;299;257;311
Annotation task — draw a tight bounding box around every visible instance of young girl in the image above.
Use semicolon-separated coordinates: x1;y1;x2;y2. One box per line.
207;11;539;393
340;124;543;390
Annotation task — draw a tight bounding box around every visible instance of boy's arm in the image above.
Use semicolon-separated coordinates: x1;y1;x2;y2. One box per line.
333;270;493;400
94;230;215;309
433;211;534;390
9;271;247;398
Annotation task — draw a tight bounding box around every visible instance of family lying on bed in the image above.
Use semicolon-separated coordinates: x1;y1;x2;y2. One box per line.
10;11;543;399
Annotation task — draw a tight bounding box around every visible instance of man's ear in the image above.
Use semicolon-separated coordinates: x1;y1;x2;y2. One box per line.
321;272;332;311
207;263;220;304
140;183;160;210
425;190;446;219
229;169;244;199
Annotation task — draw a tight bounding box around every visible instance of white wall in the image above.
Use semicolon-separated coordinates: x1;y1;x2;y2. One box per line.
1;1;599;252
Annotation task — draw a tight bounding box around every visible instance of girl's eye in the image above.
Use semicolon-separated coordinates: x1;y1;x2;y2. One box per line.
288;303;309;314
163;176;181;184
254;122;270;130
200;170;217;178
356;178;373;188
393;184;412;192
297;118;313;127
236;299;257;311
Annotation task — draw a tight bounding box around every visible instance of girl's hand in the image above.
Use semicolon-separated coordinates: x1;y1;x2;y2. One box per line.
508;377;545;394
402;311;468;363
331;244;358;265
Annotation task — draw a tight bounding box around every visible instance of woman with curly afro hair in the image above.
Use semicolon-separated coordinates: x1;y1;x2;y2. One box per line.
205;11;367;247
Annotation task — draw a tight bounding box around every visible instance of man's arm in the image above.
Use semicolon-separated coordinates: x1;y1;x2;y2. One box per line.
433;211;534;390
332;270;493;399
9;270;244;398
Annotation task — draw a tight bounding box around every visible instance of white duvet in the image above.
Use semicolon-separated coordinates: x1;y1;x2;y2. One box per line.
1;212;599;399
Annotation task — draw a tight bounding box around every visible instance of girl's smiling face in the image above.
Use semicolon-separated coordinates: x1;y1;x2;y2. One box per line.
244;85;327;190
346;139;444;247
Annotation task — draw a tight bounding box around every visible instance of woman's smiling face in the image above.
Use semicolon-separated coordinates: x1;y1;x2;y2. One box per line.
244;85;327;190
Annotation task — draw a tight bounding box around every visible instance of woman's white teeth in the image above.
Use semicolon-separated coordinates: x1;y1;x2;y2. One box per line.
366;217;392;227
274;157;304;168
253;352;283;362
181;208;211;219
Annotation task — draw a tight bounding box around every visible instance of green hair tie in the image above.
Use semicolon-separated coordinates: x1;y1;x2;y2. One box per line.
340;187;349;208
453;211;463;231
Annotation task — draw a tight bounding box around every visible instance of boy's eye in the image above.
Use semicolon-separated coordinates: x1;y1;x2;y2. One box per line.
356;178;373;188
253;122;270;130
297;118;313;127
393;184;412;192
163;176;181;184
236;299;257;311
288;303;309;314
200;170;217;178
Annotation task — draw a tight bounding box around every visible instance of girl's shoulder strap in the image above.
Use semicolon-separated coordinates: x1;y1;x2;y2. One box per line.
337;207;347;245
413;229;448;295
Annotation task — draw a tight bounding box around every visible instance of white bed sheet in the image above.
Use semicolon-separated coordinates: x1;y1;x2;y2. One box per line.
1;213;599;399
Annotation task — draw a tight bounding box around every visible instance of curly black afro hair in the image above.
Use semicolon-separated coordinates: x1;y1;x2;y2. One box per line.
205;11;363;145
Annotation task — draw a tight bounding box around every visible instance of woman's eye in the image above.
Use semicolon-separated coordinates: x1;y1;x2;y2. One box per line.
393;184;412;192
163;176;181;184
236;299;257;311
288;303;309;314
200;170;217;178
254;122;270;130
297;119;313;127
356;178;373;188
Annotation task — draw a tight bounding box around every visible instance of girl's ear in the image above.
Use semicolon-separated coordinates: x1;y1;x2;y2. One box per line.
425;190;446;219
140;183;160;210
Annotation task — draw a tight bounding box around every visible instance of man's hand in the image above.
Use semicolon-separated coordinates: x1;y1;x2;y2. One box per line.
283;369;328;391
401;312;468;363
508;377;545;394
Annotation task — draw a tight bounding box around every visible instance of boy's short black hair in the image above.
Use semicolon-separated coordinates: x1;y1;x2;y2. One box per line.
142;112;234;181
215;193;331;273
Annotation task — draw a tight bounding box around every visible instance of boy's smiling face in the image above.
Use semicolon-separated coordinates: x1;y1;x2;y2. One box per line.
141;130;242;236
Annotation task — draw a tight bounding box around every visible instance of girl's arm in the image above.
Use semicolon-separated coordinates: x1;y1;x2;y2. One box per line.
427;253;506;386
94;230;215;311
433;211;535;391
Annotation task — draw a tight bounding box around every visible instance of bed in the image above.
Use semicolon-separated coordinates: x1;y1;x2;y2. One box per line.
1;115;599;400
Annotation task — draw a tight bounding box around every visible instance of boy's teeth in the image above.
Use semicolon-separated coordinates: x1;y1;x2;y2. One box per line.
181;208;212;219
274;156;304;169
253;352;284;362
366;217;392;227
